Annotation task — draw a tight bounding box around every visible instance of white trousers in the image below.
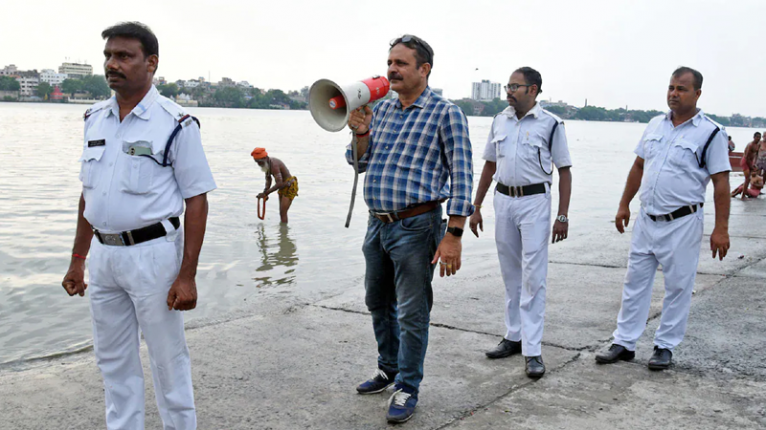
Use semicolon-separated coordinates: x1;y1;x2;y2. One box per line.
88;228;196;430
494;190;551;357
613;209;703;351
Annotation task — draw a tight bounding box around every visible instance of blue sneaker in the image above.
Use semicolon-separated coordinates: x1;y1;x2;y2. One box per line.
356;368;397;395
386;386;417;423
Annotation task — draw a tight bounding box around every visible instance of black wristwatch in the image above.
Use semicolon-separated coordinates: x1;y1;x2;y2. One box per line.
446;226;464;237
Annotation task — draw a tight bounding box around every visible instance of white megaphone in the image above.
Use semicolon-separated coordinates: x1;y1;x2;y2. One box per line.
309;76;390;132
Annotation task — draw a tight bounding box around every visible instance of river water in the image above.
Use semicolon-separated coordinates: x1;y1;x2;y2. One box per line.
0;102;756;365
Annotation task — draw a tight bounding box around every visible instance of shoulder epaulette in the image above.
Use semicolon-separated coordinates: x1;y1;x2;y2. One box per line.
83;99;111;121
703;115;725;131
541;109;564;125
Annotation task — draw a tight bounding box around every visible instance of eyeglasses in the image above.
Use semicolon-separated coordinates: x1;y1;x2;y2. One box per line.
504;84;532;93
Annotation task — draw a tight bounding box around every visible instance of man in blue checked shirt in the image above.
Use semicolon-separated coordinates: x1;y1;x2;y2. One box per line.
345;34;474;424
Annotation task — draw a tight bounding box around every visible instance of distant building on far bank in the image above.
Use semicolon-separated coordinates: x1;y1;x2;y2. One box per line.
1;64;18;76
51;85;64;101
175;93;198;107
40;69;68;86
17;75;40;97
58;62;92;79
471;80;501;101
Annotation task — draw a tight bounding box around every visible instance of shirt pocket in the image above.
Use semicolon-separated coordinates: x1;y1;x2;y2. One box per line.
669;139;700;170
519;132;545;162
641;133;664;169
79;146;106;189
120;139;164;195
492;134;507;158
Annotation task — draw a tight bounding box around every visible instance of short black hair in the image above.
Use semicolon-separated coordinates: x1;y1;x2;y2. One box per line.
755;132;762;137
390;35;434;78
514;67;543;96
102;22;159;59
672;66;703;90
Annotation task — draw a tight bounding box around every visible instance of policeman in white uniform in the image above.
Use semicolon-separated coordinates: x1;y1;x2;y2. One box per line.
470;67;572;378
62;23;215;429
596;67;730;370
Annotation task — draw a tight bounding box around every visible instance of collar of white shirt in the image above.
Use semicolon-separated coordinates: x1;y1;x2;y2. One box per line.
501;102;542;121
664;108;703;127
105;85;160;121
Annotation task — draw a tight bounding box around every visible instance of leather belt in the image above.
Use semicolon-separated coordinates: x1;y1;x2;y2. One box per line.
648;203;703;222
496;182;546;198
371;201;440;224
94;217;180;246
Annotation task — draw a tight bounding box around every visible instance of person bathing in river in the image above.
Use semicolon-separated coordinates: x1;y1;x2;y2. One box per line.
731;170;764;198
740;132;760;200
252;147;298;223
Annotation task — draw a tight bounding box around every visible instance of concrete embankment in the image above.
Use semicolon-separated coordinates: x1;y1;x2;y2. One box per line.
2;199;765;429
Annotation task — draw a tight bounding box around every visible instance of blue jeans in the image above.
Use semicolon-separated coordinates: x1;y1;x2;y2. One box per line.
363;206;446;395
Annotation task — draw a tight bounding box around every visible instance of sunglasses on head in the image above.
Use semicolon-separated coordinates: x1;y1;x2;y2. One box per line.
392;35;433;64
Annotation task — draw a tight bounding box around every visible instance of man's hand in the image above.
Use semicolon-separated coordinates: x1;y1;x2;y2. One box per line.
710;226;730;261
257;192;268;201
469;209;483;238
431;234;462;277
552;219;568;243
62;260;88;297
348;106;372;134
167;275;198;311
615;205;631;233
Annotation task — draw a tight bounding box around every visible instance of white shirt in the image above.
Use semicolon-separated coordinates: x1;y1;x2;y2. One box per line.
483;103;572;187
635;109;730;216
80;86;216;233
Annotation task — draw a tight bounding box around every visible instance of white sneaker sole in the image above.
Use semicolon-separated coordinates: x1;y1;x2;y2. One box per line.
356;381;395;395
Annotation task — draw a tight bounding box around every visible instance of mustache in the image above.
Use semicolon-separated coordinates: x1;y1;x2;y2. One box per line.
388;73;403;81
106;71;125;78
507;96;517;102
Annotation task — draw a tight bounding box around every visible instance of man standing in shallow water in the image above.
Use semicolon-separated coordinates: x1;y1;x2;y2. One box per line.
252;147;298;223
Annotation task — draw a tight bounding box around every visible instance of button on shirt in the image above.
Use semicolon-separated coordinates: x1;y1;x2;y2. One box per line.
635;110;730;216
345;87;474;217
80;86;217;233
483;103;572;187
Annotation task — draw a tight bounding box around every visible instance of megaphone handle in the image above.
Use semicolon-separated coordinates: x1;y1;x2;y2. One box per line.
345;134;360;228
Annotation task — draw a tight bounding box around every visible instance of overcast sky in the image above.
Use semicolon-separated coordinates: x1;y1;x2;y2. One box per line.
2;0;763;116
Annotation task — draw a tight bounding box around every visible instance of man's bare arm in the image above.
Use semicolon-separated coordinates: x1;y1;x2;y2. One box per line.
167;193;209;311
615;157;644;233
710;171;731;260
62;193;93;296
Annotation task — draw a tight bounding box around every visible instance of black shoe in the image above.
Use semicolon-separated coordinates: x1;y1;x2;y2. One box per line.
525;356;545;378
648;346;672;371
485;339;522;359
595;344;636;364
356;368;397;394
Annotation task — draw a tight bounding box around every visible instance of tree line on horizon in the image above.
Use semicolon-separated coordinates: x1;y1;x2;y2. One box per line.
450;97;766;127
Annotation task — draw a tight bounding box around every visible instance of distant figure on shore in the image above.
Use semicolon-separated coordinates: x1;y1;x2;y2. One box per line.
731;171;764;198
756;132;766;175
252;147;298;223
740;132;760;200
469;67;573;380
728;135;735;152
61;22;216;429
345;34;473;423
596;66;730;371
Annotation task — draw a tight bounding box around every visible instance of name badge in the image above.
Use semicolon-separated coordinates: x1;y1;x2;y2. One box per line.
88;139;106;148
